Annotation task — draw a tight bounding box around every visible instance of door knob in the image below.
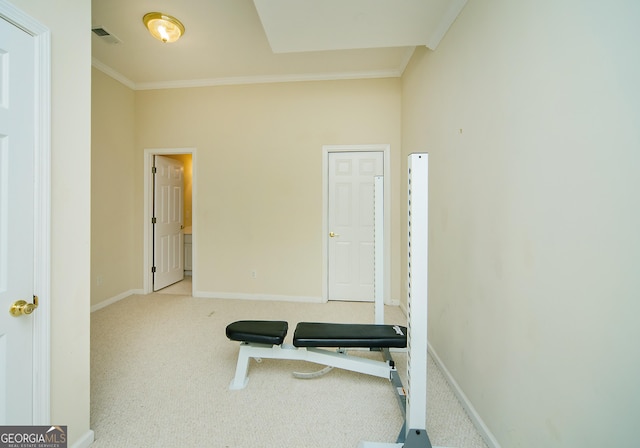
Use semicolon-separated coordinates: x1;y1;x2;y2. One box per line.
9;296;39;317
329;232;340;238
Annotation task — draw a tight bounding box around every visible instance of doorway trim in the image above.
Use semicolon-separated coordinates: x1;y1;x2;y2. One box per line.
0;1;52;424
322;144;391;303
143;148;196;294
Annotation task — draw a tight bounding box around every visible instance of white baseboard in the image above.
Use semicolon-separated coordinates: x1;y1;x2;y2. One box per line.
90;288;323;312
70;429;94;448
90;289;143;313
427;343;501;448
194;291;324;303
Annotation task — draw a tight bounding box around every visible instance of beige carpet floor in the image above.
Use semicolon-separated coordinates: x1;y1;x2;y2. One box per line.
90;284;488;448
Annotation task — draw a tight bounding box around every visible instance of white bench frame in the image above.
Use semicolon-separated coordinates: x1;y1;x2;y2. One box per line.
229;341;396;390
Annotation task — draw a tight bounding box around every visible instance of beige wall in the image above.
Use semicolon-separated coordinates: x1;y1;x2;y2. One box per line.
134;79;402;300
90;71;191;306
10;0;92;445
91;68;137;304
402;0;640;446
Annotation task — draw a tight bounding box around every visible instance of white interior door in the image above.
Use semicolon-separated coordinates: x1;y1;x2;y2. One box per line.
328;152;383;301
0;16;36;424
153;155;184;291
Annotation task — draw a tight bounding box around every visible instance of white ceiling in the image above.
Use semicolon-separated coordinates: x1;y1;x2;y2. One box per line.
91;0;467;90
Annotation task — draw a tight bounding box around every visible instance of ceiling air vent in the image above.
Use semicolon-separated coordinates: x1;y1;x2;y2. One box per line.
91;27;122;45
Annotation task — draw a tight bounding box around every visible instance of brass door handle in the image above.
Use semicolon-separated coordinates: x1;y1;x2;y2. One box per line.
10;296;39;317
329;232;340;238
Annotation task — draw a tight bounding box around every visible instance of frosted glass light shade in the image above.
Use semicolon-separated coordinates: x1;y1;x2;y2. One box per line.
143;12;185;43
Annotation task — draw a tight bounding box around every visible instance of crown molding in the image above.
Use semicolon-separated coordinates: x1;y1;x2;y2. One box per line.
91;58;136;90
398;47;418;75
91;57;404;91
135;69;402;90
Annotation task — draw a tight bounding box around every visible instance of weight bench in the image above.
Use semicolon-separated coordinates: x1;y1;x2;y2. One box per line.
226;320;407;390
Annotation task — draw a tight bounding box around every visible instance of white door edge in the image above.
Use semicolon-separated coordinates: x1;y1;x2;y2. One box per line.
322;144;391;304
152;155;184;290
0;0;52;425
143;148;196;294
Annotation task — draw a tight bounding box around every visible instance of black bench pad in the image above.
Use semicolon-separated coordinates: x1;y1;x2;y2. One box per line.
293;322;407;348
226;320;288;345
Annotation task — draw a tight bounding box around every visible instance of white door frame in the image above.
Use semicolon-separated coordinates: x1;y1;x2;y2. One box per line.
0;1;51;424
322;144;391;303
143;148;196;294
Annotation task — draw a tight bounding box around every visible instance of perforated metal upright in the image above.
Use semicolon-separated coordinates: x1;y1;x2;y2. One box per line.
405;153;430;443
357;153;432;448
374;175;385;325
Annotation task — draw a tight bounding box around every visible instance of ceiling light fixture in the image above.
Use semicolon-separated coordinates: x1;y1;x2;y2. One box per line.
142;12;185;43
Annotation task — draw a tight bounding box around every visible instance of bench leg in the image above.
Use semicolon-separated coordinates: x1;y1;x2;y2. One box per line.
229;343;396;390
229;343;252;390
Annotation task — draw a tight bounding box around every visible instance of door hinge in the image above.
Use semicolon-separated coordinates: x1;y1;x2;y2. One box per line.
152;217;157;224
152;166;157;174
152;266;156;273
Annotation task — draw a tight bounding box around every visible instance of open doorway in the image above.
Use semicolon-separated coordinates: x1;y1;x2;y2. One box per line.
143;148;196;295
